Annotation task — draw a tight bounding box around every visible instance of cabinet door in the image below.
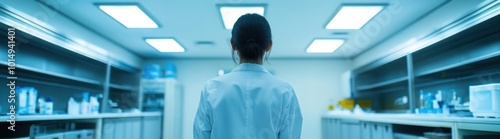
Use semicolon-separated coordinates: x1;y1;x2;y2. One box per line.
361;122;372;139
143;116;162;139
35;133;64;139
371;123;384;139
129;118;142;139
102;119;115;139
341;123;350;139
341;120;361;139
114;118;126;139
63;130;81;139
381;123;393;139
81;129;95;139
323;118;342;139
349;124;361;139
322;118;328;139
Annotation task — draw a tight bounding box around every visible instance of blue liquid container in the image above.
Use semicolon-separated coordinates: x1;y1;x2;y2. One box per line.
142;64;161;79
165;63;177;78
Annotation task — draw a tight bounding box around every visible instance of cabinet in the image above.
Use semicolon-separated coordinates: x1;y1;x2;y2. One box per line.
354;57;409;112
360;122;372;139
322;118;393;139
105;66;140;113
142;116;162;139
322;118;342;139
102;118;141;139
140;79;183;139
352;7;500;113
0;5;144;139
34;133;64;139
63;130;95;139
360;122;393;139
340;119;361;139
371;123;393;139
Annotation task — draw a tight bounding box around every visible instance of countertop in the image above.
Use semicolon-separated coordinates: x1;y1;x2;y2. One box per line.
1;111;162;122
323;111;500;130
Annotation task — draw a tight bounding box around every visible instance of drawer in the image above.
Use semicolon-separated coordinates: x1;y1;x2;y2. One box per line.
35;133;64;139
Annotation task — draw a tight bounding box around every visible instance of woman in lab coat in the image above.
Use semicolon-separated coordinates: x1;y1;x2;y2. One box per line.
193;14;303;139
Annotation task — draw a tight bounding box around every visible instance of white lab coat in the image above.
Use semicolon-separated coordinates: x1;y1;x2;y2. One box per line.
194;63;303;139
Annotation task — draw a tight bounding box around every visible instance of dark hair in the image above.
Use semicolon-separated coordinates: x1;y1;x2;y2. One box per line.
231;13;272;63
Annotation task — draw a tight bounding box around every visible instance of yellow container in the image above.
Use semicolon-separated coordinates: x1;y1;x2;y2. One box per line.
356;99;372;109
338;99;355;109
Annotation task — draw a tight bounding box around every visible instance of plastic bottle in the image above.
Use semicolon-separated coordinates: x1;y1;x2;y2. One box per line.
419;90;425;109
328;99;335;111
27;87;38;114
38;97;45;114
80;92;90;115
44;97;53;115
450;90;459;106
436;90;443;108
17;87;28;114
425;93;432;109
89;96;100;114
68;97;80;115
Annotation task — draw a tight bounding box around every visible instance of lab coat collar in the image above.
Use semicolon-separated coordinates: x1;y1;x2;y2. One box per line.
231;63;270;74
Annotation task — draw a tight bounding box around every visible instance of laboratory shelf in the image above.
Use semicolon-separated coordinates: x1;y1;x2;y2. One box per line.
0;112;162;122
412;18;500;78
352;13;500;114
109;83;138;92
414;70;500;88
356;76;408;91
0;74;102;92
0;61;102;86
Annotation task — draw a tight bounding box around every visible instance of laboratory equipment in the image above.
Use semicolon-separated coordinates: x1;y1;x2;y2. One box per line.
469;83;500;118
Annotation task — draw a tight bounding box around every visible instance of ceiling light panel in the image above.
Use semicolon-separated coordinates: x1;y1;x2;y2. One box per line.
220;6;265;29
145;39;185;52
306;39;345;53
326;5;384;29
99;5;158;28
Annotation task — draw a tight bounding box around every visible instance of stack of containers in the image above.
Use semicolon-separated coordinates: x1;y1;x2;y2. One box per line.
16;87;38;115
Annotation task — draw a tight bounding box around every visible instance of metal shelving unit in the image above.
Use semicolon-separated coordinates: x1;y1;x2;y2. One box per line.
353;56;409;112
0;6;146;139
352;7;500;114
357;76;408;91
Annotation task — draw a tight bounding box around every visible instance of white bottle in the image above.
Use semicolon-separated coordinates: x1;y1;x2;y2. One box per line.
68;97;80;115
80;92;90;115
27;87;38;114
38;97;45;114
18;87;28;114
89;96;99;114
80;101;89;115
44;97;53;115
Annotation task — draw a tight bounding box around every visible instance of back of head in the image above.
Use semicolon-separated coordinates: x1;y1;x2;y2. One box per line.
231;13;272;63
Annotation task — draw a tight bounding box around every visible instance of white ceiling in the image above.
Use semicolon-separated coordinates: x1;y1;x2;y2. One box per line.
38;0;448;59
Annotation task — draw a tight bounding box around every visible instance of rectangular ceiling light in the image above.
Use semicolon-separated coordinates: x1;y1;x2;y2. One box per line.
99;5;158;28
326;5;384;29
145;39;185;52
220;6;265;29
306;39;345;53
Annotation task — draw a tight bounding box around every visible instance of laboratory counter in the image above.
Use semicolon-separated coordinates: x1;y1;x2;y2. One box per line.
0;111;162;122
322;112;500;139
323;112;500;127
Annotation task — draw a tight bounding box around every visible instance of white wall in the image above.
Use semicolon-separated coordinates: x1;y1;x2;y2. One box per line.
146;58;351;139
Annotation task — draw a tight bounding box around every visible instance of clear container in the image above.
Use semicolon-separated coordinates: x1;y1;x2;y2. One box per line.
44;97;53;115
